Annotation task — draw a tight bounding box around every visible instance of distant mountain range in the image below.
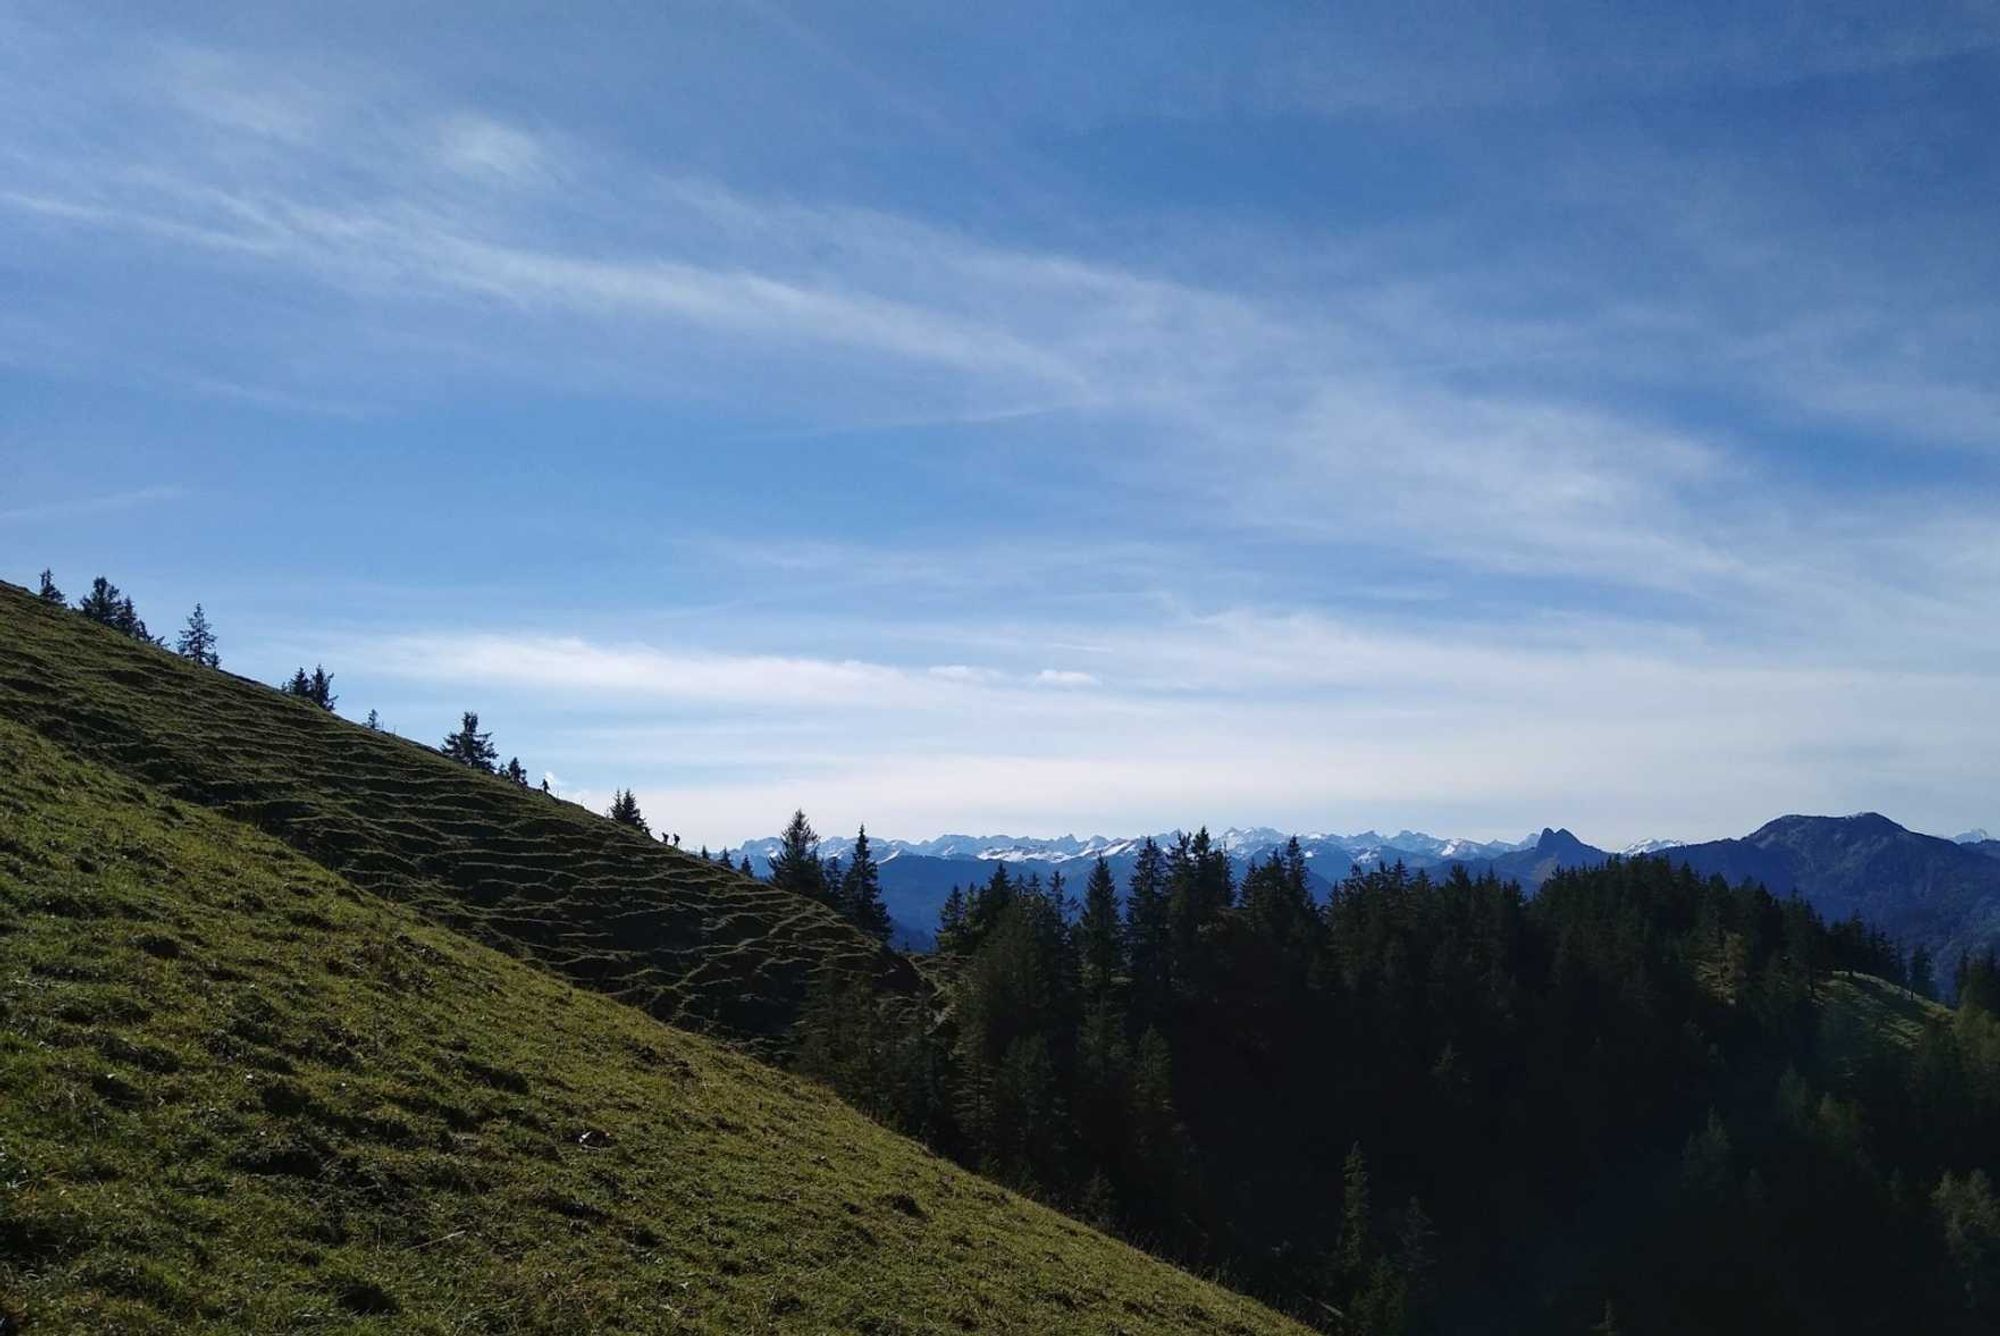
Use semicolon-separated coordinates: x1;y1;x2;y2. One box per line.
734;827;1540;947
735;826;1540;871
739;817;2000;962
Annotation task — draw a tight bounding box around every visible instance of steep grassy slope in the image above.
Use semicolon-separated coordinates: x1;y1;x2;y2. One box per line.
0;583;910;1044
0;716;1305;1334
1821;968;1951;1055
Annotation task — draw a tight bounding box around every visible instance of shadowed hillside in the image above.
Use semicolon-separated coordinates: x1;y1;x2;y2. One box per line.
0;714;1306;1333
0;582;912;1044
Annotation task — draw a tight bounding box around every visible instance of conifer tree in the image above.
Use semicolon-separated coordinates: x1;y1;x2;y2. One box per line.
36;569;63;605
1165;828;1232;1000
768;809;830;903
114;596;152;642
1909;945;1936;1000
1398;1196;1438;1315
937;886;970;953
365;708;382;730
439;710;496;770
281;665;337;710
76;575;122;625
1125;838;1172;1024
501;756;529;786
607;788;649;832
739;855;754;877
839;825;893;941
173;603;220;667
1126;1025;1188;1231
1077;855;1123;1000
1339;1142;1373;1283
73;576;155;642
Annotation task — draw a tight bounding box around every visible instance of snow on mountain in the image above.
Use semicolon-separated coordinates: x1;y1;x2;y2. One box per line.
1620;838;1684;856
732;826;1544;869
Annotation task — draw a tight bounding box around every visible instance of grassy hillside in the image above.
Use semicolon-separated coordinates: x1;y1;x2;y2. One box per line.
0;714;1306;1333
0;582;909;1045
1821;968;1951;1056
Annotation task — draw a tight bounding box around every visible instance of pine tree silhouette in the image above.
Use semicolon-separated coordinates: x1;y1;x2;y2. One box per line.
174;604;220;668
606;788;650;832
35;569;63;606
76;575;119;623
839;826;892;941
281;665;336;710
439;711;497;771
768;810;830;904
113;596;153;643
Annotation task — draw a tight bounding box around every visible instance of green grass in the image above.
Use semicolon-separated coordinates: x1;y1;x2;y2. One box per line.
1820;968;1952;1057
0;714;1306;1333
0;582;910;1046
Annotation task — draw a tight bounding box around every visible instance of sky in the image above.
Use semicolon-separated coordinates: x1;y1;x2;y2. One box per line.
3;1;1999;849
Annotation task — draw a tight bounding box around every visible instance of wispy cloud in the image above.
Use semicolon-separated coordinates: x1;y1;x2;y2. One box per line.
5;9;1997;843
341;613;2000;846
0;484;188;526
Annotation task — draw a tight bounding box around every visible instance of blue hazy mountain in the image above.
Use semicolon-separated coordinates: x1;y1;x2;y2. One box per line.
741;816;2000;962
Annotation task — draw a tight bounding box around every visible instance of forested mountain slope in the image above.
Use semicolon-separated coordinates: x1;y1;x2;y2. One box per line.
0;714;1307;1333
0;581;910;1044
1671;813;2000;971
846;841;2000;1333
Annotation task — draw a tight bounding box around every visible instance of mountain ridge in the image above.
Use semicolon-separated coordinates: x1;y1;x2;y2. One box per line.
781;814;2000;964
0;581;911;1046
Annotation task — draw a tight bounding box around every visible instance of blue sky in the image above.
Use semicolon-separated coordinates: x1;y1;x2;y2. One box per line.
4;1;1999;847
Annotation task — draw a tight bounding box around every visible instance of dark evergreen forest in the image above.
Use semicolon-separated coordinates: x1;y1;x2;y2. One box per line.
797;835;2000;1334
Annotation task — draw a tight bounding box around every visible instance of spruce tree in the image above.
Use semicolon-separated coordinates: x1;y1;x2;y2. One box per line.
36;569;63;605
768;809;830;904
76;576;122;625
174;603;220;668
114;595;152;642
281;665;336;710
365;708;382;730
607;788;649;833
739;855;754;877
1910;945;1936;1000
1125;838;1172;1024
1339;1142;1373;1283
501;757;529;786
937;886;969;953
1077;855;1124;1000
439;711;497;771
839;825;893;941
